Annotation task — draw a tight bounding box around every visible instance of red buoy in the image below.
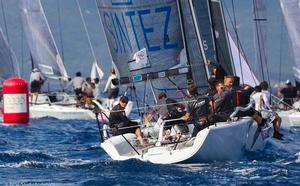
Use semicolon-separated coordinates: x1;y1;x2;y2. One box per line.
2;78;29;124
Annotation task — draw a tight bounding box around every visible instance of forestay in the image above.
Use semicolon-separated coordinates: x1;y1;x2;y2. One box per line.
20;0;68;81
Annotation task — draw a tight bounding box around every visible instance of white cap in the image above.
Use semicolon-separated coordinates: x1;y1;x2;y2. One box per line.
285;79;291;84
32;68;39;72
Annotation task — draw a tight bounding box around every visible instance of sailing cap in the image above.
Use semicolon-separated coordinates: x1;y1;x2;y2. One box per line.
32;68;39;72
285;79;291;85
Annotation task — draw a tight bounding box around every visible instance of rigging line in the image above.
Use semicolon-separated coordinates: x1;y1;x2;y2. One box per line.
76;0;98;64
222;1;258;85
56;0;65;62
253;0;271;88
0;0;9;44
20;24;24;77
231;0;244;84
278;12;284;85
166;76;188;100
253;0;265;81
0;0;15;75
95;0;113;62
254;1;271;86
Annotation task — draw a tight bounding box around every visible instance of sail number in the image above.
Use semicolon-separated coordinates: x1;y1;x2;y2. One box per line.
101;5;179;54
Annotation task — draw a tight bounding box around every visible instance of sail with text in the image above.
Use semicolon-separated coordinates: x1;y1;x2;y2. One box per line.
280;0;300;83
20;0;68;81
96;0;206;99
96;0;184;77
0;27;19;85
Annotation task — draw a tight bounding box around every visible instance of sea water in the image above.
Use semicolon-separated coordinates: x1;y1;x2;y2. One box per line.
0;117;299;185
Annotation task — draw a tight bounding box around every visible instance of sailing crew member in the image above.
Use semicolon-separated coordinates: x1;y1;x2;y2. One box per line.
81;77;95;108
181;84;211;137
29;68;45;103
279;80;297;109
109;96;144;144
144;92;186;129
30;68;45;94
104;68;119;109
255;82;283;140
64;71;85;101
213;80;265;127
93;78;101;100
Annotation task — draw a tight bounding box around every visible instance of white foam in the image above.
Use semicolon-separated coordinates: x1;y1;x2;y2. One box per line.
295;151;300;163
232;167;257;176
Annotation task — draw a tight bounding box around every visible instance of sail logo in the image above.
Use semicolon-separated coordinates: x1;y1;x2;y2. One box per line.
101;5;179;54
111;0;133;6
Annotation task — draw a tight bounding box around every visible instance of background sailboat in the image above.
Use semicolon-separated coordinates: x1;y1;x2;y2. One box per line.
20;0;68;83
97;0;272;163
0;27;19;87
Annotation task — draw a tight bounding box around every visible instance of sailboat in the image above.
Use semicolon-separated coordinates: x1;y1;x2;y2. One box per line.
272;0;300;127
20;0;132;120
96;0;273;163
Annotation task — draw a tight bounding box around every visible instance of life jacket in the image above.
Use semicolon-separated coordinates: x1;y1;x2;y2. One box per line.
165;98;182;118
189;96;210;122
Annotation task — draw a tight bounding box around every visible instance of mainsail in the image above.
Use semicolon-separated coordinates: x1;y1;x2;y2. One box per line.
0;27;19;85
96;0;209;99
280;0;300;82
96;1;184;78
20;0;68;81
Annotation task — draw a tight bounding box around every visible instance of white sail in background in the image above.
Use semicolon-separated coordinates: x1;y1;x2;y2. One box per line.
0;27;19;84
20;0;68;81
90;62;104;80
111;60;120;79
280;0;300;82
228;31;259;87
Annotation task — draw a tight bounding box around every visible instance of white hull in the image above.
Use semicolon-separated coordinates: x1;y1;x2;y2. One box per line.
30;104;97;120
29;93;133;120
278;109;300;128
101;118;272;164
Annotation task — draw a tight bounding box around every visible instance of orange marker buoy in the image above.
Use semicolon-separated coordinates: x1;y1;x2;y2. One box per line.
2;78;29;124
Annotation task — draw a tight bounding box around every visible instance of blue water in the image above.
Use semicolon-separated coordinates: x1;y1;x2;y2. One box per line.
0;118;300;185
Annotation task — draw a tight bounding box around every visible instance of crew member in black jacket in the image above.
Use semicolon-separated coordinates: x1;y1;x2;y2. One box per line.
109;96;143;138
